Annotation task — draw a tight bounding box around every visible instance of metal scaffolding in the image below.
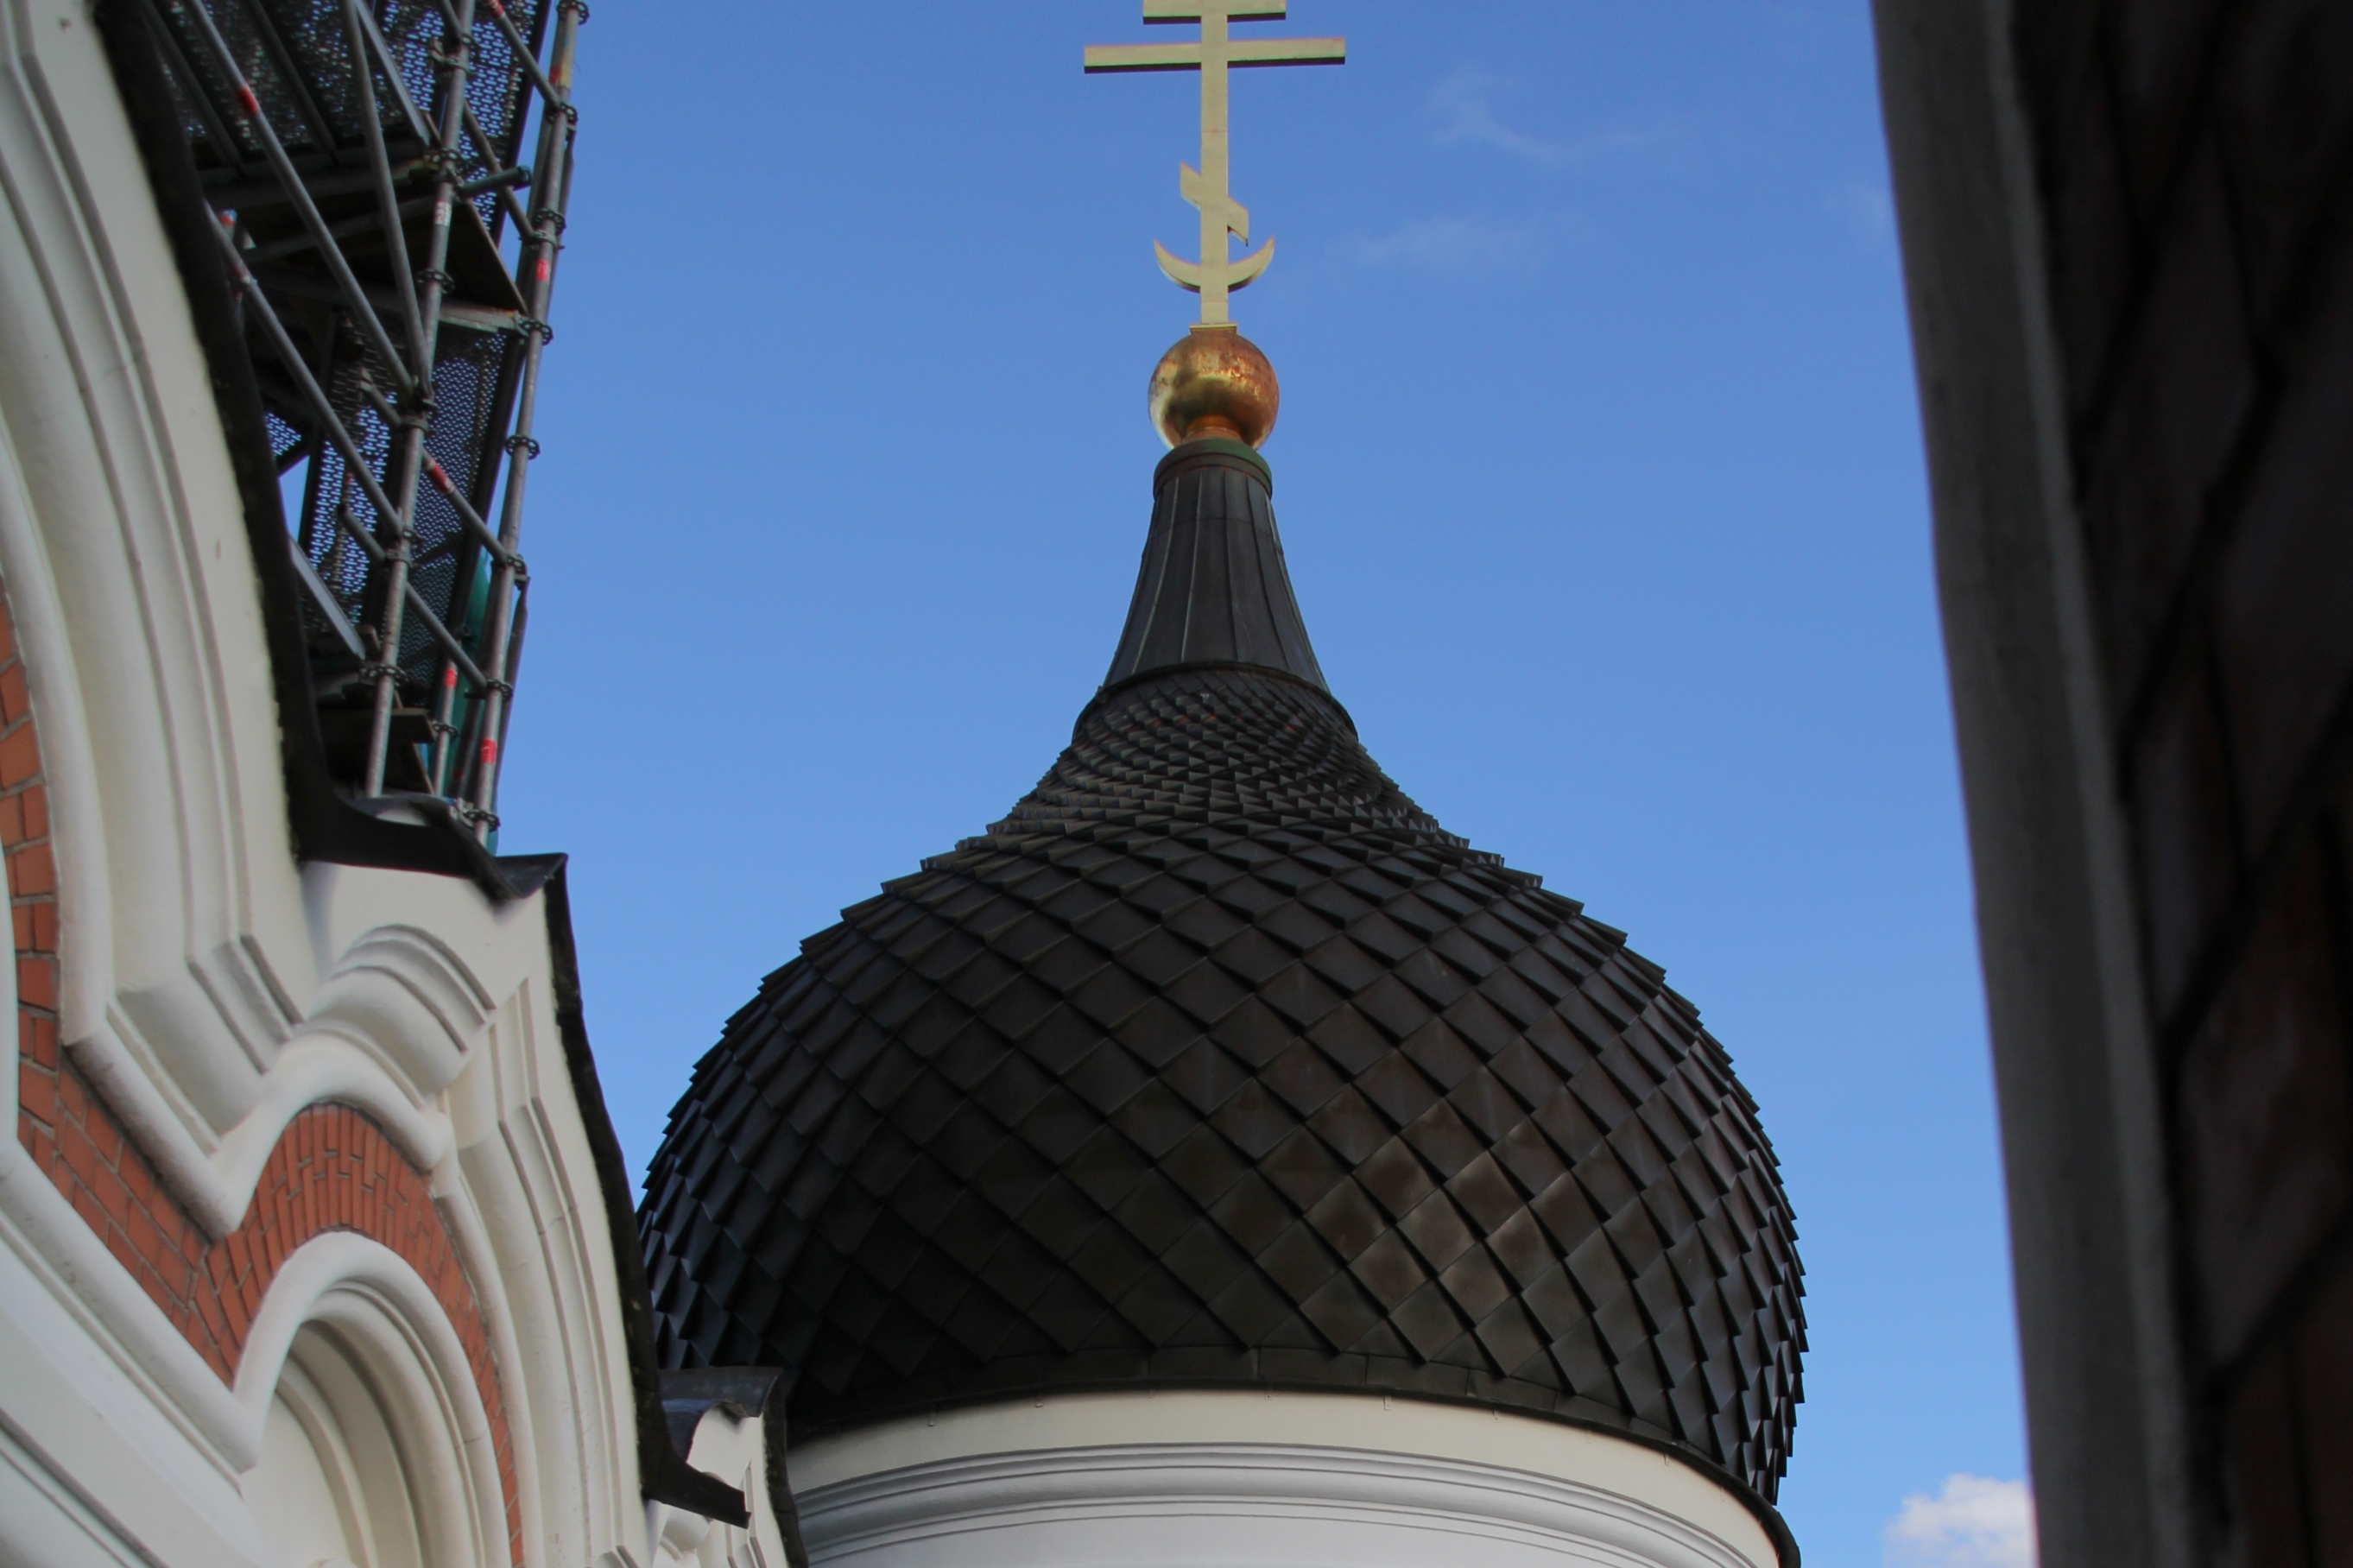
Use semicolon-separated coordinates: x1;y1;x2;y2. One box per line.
138;0;582;840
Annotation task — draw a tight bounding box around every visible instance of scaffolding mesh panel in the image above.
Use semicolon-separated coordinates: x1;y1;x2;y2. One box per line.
136;0;581;825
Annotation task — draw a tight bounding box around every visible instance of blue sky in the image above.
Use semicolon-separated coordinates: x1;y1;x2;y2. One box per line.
497;3;2027;1563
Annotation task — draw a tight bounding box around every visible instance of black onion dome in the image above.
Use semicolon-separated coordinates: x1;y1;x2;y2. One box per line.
641;439;1805;1502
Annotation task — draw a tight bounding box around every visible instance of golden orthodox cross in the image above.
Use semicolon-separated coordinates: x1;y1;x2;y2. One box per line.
1085;3;1344;328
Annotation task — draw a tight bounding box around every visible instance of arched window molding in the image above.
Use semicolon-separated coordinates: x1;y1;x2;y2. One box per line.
237;1232;508;1568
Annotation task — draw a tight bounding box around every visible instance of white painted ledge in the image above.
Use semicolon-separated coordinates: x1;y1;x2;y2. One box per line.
789;1389;1777;1568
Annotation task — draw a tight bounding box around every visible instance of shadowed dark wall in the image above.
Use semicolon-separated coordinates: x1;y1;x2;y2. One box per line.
1878;1;2353;1563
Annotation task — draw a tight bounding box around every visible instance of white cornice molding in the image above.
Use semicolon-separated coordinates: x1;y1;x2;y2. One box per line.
72;905;497;1236
786;1384;1769;1563
206;1032;454;1209
310;925;498;1092
791;1389;1777;1568
798;1438;1767;1568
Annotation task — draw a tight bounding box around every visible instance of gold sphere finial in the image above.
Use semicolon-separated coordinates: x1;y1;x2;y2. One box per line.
1148;326;1280;449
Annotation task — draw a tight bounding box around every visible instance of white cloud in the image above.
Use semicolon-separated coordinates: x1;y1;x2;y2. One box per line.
1430;66;1649;169
1350;214;1542;274
1886;1476;2037;1568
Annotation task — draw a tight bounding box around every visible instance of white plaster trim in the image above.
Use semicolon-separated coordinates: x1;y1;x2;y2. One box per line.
0;1418;162;1568
0;1126;254;1471
429;1140;547;1564
234;1232;505;1568
206;1033;454;1207
290;1274;507;1568
71;1019;243;1234
26;905;492;1240
308;924;497;1096
0;0;300;1229
796;1439;1766;1568
176;909;507;1233
451;977;650;1568
0;904;650;1568
0;0;307;1126
234;1233;487;1453
0;345;233;1226
790;1389;1774;1568
0;1258;267;1568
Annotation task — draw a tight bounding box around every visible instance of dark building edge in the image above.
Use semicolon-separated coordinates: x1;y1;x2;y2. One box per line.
1879;0;2353;1565
92;5;757;1533
1869;7;2183;1564
533;859;758;1527
1866;0;2349;1563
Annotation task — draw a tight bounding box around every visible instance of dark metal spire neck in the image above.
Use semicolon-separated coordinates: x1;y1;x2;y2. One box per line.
1102;437;1327;692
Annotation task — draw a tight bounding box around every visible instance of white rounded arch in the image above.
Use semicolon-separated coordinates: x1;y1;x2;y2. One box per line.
236;1233;508;1568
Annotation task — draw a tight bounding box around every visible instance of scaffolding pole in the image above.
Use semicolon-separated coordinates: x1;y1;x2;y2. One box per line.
149;0;580;821
463;0;581;836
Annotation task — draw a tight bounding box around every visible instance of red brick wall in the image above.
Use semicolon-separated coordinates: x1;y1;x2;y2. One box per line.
3;586;524;1563
3;579;60;1145
2012;2;2353;1562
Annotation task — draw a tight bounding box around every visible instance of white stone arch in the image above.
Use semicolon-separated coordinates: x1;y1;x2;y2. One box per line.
235;1233;509;1568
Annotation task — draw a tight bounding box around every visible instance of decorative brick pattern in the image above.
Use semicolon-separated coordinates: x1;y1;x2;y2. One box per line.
3;584;522;1563
2013;2;2353;1560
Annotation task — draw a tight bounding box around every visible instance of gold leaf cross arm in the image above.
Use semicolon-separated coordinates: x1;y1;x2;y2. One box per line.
1085;2;1344;328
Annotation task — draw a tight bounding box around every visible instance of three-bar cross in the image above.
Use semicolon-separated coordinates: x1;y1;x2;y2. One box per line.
1085;3;1344;327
